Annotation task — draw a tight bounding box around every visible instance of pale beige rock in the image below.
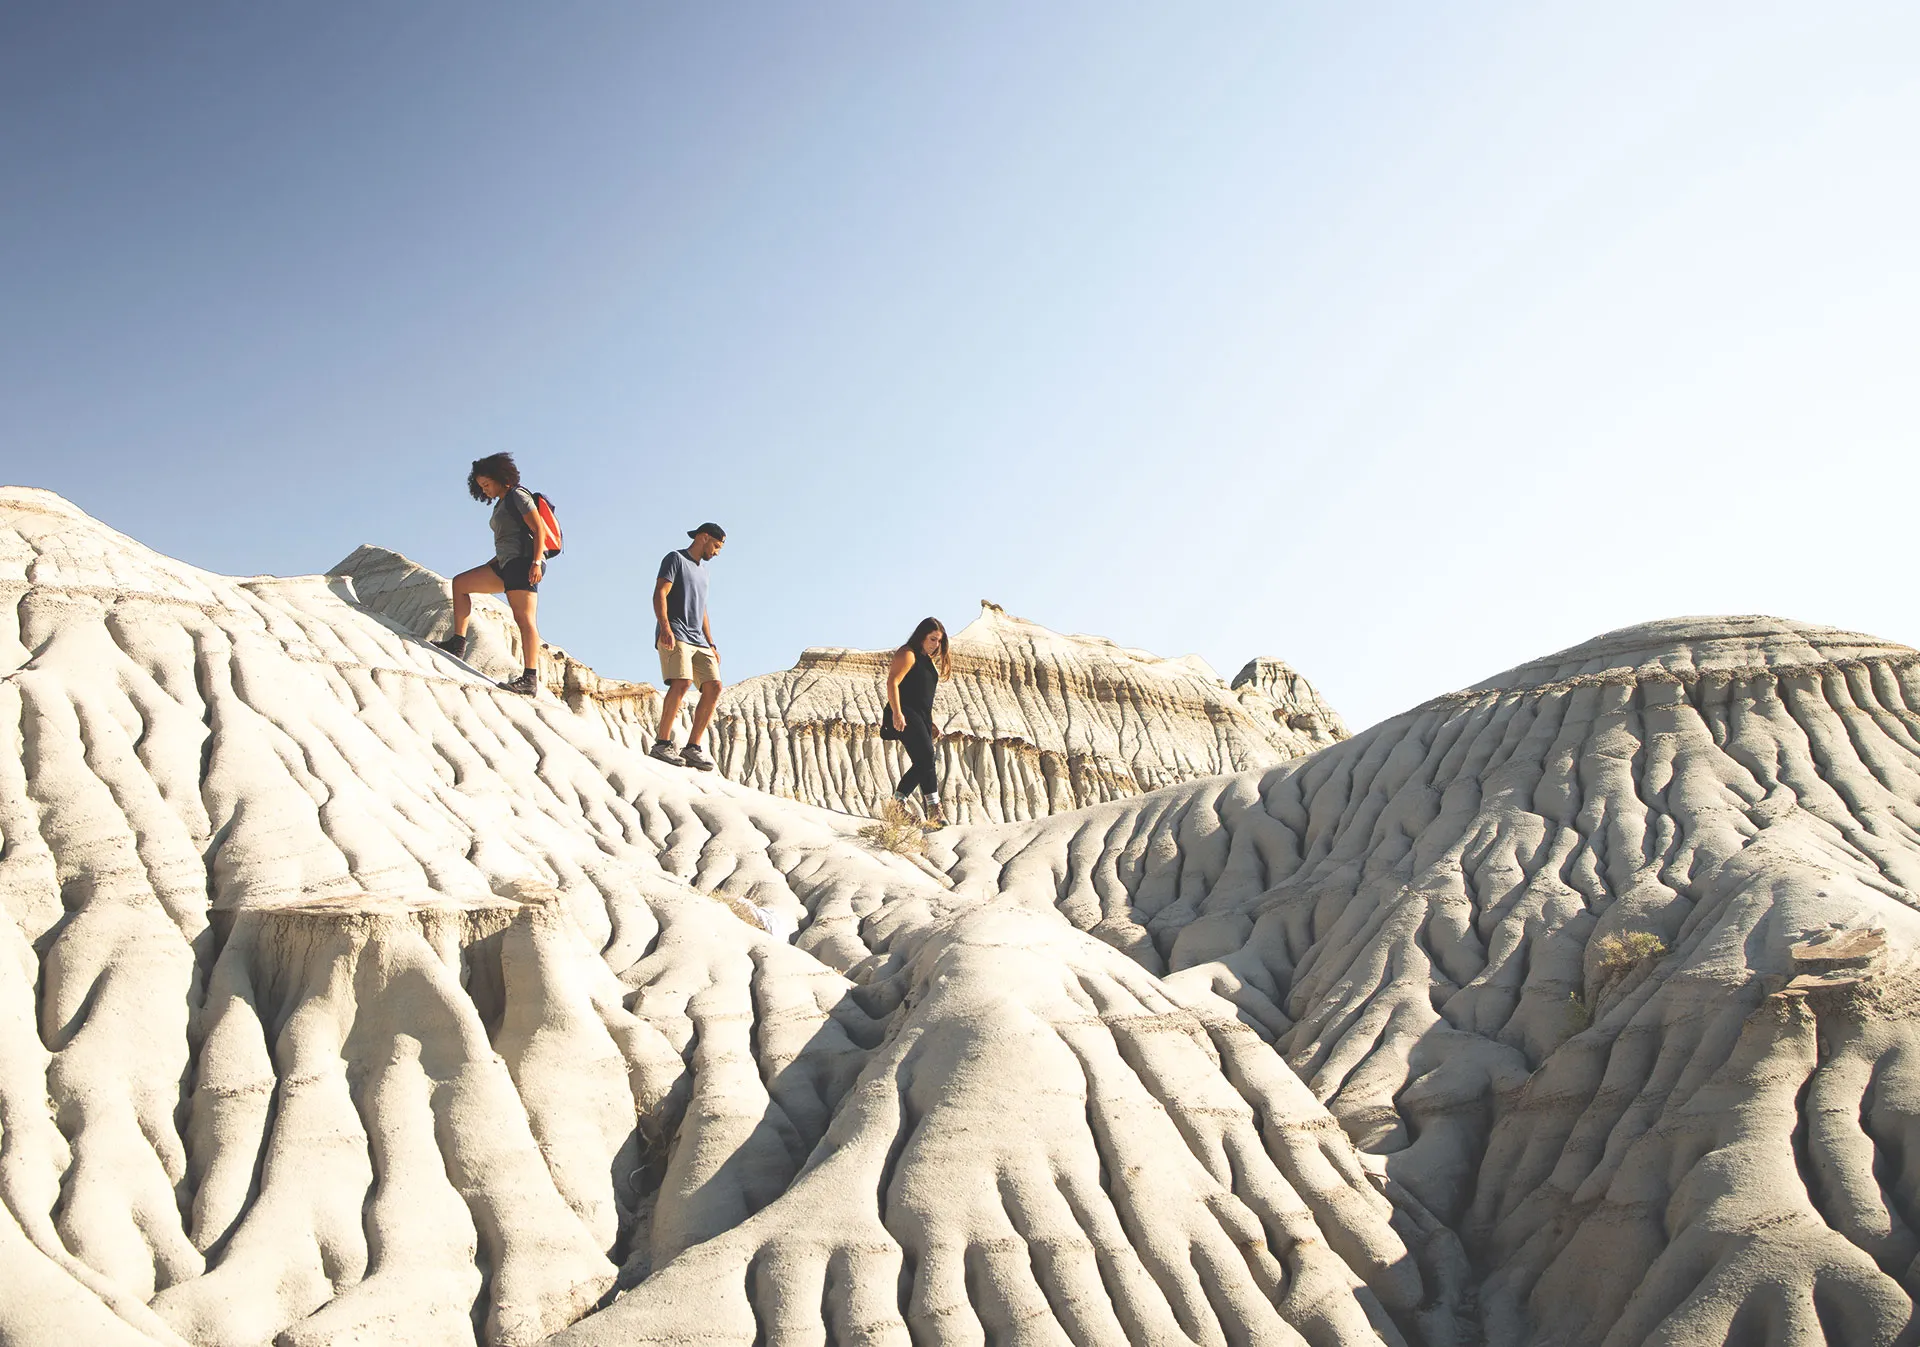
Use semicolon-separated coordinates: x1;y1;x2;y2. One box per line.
951;616;1920;1345
328;544;681;747
716;601;1348;823
3;490;1417;1346
330;546;1348;824
1232;655;1349;745
7;490;1919;1347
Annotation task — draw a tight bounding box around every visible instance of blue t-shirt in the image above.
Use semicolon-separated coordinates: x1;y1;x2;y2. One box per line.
657;549;711;647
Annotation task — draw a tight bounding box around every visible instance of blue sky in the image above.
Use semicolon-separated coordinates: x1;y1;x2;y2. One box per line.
3;3;1915;729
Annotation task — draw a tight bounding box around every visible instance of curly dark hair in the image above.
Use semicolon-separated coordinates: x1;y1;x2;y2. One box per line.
467;453;521;501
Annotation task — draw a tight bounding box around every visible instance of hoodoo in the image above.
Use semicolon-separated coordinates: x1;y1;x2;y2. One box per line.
5;487;1919;1347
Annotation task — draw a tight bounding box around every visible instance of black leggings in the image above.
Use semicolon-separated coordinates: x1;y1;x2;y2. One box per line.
895;716;940;800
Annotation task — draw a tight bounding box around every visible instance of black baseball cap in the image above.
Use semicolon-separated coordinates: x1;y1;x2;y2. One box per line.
688;522;726;540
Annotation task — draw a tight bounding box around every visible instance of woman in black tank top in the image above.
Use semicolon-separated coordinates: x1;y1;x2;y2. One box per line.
881;617;952;829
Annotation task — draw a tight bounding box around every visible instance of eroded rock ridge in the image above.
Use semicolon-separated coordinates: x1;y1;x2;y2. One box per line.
3;487;1916;1347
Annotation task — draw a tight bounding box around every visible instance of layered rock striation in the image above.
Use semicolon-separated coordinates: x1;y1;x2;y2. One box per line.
6;488;1919;1346
330;546;1347;822
716;601;1347;821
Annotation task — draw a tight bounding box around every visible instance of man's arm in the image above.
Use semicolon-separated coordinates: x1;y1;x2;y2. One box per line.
702;612;717;657
653;578;674;650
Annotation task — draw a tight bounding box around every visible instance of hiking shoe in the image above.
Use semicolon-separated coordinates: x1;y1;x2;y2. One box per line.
648;739;682;766
500;669;539;697
680;743;715;772
919;803;948;832
432;634;468;658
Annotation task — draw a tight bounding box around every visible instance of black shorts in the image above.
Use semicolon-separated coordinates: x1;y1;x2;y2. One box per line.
489;556;540;593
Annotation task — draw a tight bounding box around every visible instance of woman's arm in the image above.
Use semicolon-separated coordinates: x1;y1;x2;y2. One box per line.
885;647;911;731
517;494;550;577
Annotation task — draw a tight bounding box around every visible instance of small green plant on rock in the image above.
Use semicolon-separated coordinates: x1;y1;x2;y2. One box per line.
859;798;927;857
1593;931;1667;988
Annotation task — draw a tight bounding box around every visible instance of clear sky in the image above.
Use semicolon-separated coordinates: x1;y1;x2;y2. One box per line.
4;3;1915;730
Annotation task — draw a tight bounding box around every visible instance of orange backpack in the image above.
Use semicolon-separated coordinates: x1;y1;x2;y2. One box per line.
528;491;563;558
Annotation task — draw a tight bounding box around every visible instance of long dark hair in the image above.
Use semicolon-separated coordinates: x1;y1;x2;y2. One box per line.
467;453;521;501
899;617;952;679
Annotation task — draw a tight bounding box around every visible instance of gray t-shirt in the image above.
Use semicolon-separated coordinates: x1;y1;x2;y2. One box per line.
657;549;710;647
491;487;538;563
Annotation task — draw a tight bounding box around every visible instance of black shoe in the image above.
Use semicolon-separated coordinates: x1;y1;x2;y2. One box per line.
432;634;468;658
648;739;682;766
500;669;539;696
680;743;715;772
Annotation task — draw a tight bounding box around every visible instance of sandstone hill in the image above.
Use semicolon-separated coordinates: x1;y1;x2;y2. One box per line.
331;546;1347;821
5;486;1918;1347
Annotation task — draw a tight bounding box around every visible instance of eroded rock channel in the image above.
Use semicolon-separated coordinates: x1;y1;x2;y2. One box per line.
4;487;1917;1346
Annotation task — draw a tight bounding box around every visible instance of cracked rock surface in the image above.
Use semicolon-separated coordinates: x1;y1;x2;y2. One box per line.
5;487;1919;1346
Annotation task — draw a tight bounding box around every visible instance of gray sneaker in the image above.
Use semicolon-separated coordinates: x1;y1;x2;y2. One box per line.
680;743;715;772
648;739;682;766
500;669;539;696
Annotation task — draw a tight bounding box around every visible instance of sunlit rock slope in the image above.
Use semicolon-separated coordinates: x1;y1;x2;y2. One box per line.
330;547;1347;823
4;491;1431;1347
7;487;1919;1347
714;600;1347;822
330;544;676;748
948;614;1920;1345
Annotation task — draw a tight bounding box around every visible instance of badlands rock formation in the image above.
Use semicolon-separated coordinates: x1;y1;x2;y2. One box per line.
330;544;678;747
330;546;1347;823
714;602;1347;821
946;615;1920;1346
5;487;1919;1347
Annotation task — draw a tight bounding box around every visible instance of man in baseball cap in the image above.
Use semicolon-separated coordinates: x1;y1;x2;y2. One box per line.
649;524;726;769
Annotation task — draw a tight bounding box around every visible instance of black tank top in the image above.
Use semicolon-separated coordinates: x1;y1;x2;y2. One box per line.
883;648;938;738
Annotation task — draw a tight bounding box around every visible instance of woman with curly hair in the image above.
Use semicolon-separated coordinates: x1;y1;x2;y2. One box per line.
433;453;553;696
880;616;953;829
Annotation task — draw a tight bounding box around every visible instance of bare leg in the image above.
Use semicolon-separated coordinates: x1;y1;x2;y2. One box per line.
505;589;539;668
688;678;723;747
656;679;691;742
450;564;504;636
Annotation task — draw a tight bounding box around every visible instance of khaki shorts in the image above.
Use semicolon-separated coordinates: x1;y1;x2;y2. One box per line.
658;640;720;686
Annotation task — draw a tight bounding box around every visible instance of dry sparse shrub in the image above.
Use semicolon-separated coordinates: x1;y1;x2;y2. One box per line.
859;798;927;857
1593;931;1667;985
